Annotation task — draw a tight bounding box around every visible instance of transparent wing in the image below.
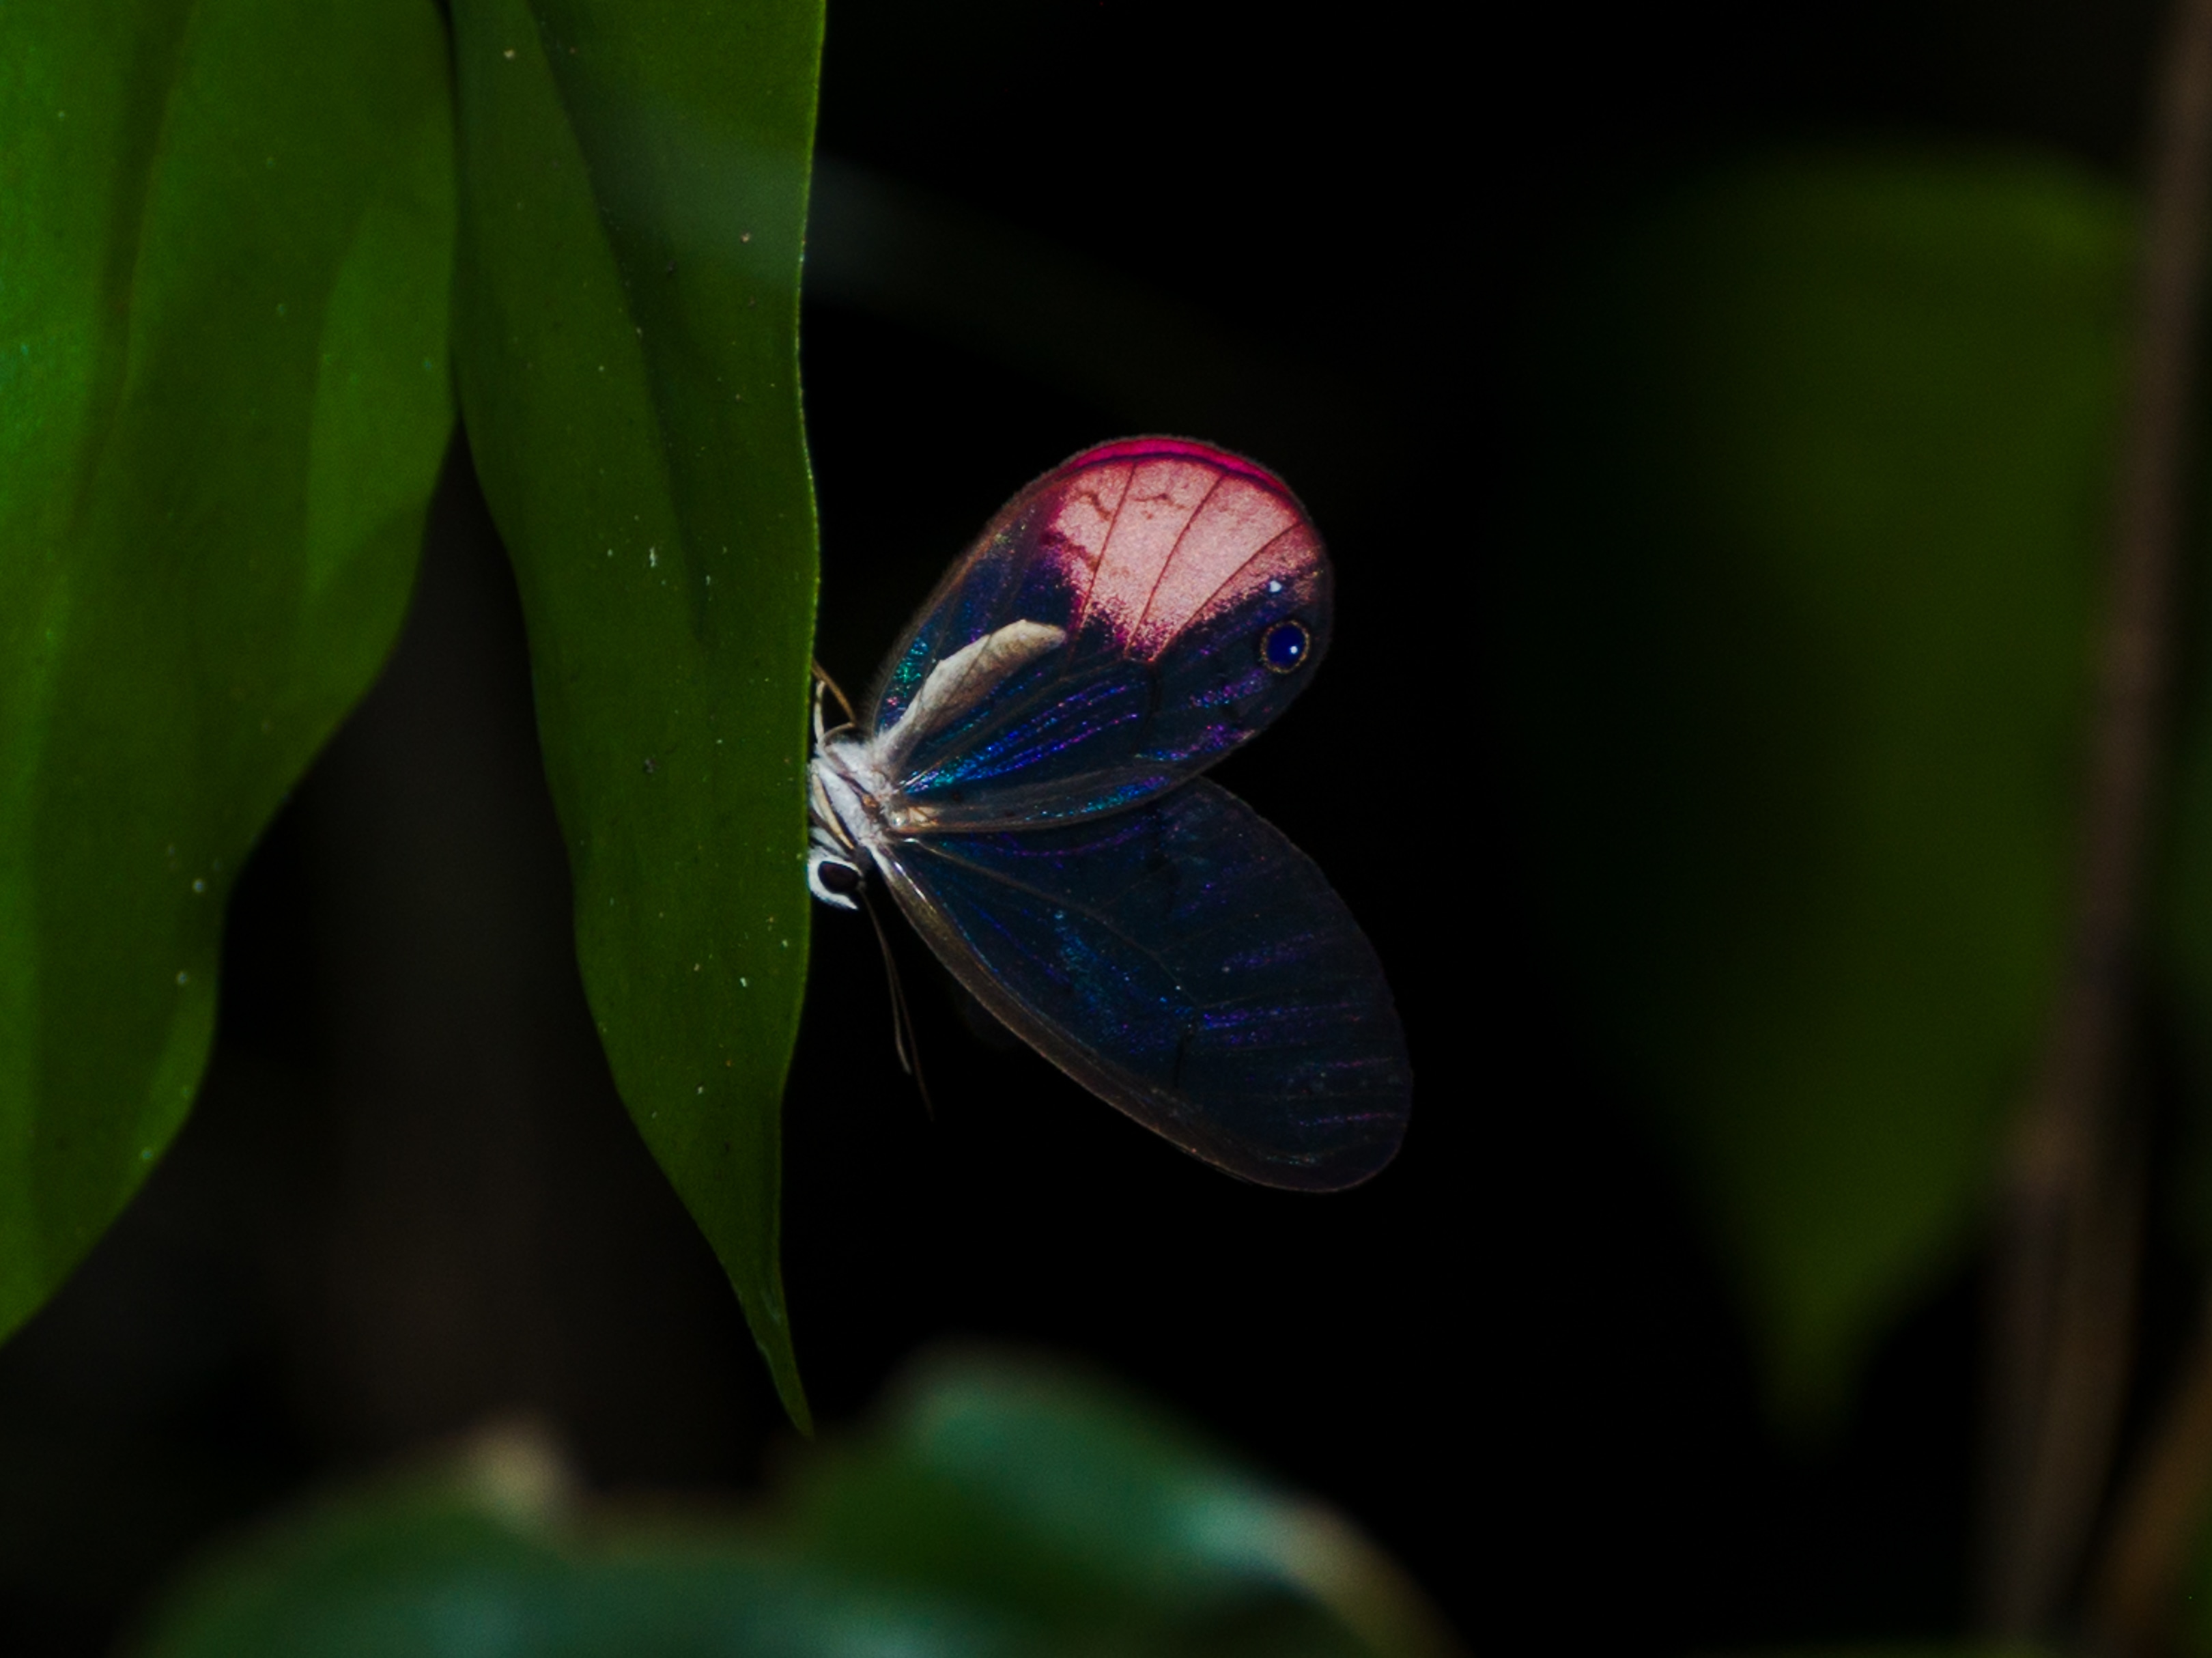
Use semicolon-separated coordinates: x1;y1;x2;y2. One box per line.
876;780;1410;1190
866;438;1332;831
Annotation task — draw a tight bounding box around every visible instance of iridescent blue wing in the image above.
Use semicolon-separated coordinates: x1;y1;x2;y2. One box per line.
875;780;1410;1190
864;438;1331;832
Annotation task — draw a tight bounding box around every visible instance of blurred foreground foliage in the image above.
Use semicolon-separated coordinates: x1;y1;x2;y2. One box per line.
1703;1647;2055;1657
128;1351;1451;1658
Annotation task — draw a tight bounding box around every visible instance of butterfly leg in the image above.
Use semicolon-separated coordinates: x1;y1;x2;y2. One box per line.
857;881;934;1119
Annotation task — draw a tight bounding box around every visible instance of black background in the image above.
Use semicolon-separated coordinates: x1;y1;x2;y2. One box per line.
0;1;2181;1653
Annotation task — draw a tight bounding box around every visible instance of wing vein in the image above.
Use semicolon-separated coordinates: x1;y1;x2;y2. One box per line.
898;834;1219;987
1133;468;1228;646
1068;461;1135;643
1169;520;1303;649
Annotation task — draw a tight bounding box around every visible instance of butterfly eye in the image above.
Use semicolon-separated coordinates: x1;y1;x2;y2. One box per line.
808;849;866;908
1259;619;1310;675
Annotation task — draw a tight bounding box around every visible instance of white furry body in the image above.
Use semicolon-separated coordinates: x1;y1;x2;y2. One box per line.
806;620;1068;908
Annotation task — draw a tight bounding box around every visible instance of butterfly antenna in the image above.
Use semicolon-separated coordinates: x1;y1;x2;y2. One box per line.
858;882;934;1120
811;660;858;735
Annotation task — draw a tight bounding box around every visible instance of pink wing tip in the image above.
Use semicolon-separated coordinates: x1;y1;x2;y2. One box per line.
1042;436;1294;498
1017;438;1322;663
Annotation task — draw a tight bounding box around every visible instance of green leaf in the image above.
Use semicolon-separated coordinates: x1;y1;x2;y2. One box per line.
1503;154;2129;1424
129;1353;1451;1658
1699;1648;2058;1657
447;0;824;1424
0;1;455;1341
782;1349;1457;1657
132;1438;1031;1658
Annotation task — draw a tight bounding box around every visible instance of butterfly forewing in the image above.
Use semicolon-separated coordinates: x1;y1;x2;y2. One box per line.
866;439;1331;832
875;780;1410;1191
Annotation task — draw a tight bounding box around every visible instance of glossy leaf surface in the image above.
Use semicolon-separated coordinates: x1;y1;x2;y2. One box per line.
130;1351;1452;1658
1505;156;2127;1422
0;0;455;1342
449;0;824;1423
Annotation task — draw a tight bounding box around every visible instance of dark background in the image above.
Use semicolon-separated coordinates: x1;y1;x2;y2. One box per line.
0;1;2181;1653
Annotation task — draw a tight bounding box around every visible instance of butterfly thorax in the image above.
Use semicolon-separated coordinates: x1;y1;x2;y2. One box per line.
806;735;894;910
806;619;1070;910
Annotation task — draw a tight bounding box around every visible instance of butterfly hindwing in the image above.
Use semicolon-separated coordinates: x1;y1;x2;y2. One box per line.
875;779;1410;1191
865;439;1331;831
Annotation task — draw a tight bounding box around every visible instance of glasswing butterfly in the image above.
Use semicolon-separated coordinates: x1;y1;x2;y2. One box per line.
807;438;1410;1191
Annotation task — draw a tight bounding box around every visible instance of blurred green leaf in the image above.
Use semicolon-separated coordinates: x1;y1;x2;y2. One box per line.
1702;1647;2057;1657
132;1456;1025;1658
448;0;824;1425
0;1;454;1341
131;1352;1450;1658
1504;154;2129;1424
783;1349;1456;1657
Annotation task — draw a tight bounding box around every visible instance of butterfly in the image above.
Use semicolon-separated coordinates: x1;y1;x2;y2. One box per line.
806;438;1411;1191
